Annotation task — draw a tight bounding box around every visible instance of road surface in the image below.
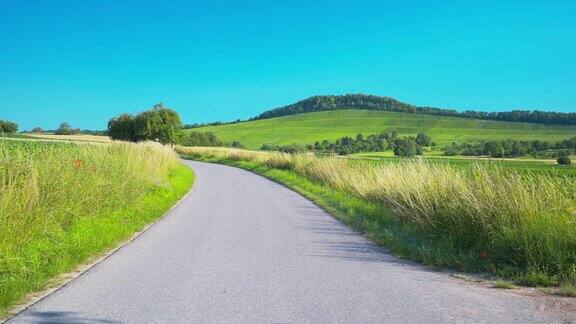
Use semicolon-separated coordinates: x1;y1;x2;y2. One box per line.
10;161;575;323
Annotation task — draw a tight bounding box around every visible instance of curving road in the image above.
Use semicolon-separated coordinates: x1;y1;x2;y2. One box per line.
10;161;575;323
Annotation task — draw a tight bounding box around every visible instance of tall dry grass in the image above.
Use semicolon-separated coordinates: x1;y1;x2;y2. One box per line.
178;146;576;283
1;141;179;248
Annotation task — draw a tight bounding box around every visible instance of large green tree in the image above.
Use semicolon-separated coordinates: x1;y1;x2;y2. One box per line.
0;120;18;133
134;106;182;144
108;114;136;141
108;103;182;144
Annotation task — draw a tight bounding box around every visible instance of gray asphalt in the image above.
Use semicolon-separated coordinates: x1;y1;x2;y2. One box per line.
10;160;575;323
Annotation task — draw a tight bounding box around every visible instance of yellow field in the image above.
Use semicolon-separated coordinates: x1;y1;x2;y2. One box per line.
27;134;111;143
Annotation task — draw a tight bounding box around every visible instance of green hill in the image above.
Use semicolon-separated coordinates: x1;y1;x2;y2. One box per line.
255;94;576;125
185;110;576;149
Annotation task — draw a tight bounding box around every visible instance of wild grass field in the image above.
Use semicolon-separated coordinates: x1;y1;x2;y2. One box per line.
178;146;576;291
350;152;576;176
187;110;576;149
0;139;194;316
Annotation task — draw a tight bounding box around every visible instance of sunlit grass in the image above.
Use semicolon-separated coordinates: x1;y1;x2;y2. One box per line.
178;146;576;287
493;281;516;289
0;140;193;316
185;110;576;149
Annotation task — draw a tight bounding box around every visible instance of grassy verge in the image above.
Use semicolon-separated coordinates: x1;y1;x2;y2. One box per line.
0;140;194;317
177;146;576;291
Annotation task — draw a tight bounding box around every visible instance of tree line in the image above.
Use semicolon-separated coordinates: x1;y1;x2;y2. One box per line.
108;104;245;147
180;131;244;148
261;131;433;157
253;94;576;125
183;119;242;129
443;137;576;158
27;124;106;135
0;120;106;136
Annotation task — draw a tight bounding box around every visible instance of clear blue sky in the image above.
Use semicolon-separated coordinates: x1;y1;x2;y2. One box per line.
1;0;575;130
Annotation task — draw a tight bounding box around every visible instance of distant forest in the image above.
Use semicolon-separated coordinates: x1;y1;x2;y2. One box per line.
254;94;576;126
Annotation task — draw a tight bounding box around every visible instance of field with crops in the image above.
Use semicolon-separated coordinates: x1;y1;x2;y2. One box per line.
0;139;194;316
177;146;576;292
186;110;576;149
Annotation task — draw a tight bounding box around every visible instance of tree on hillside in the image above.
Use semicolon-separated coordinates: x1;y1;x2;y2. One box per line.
254;94;576;125
183;131;222;147
0;120;18;133
108;114;136;141
31;127;44;133
55;122;80;135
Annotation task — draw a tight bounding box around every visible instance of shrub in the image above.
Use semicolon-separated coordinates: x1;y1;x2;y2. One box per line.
443;146;459;156
393;138;417;157
416;132;432;146
484;141;505;158
557;155;572;165
183;132;222;147
228;141;244;148
260;143;279;151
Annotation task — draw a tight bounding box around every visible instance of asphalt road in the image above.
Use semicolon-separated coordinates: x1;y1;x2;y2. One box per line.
10;160;575;323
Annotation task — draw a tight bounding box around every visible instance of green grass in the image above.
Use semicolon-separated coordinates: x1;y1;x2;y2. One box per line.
178;147;576;290
186;110;576;149
0;140;194;317
492;280;516;289
350;153;576;176
542;285;576;297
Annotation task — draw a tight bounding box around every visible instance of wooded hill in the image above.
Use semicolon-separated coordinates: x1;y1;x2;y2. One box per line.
254;94;576;125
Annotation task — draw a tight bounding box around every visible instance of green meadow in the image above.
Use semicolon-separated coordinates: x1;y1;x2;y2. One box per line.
186;110;576;149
